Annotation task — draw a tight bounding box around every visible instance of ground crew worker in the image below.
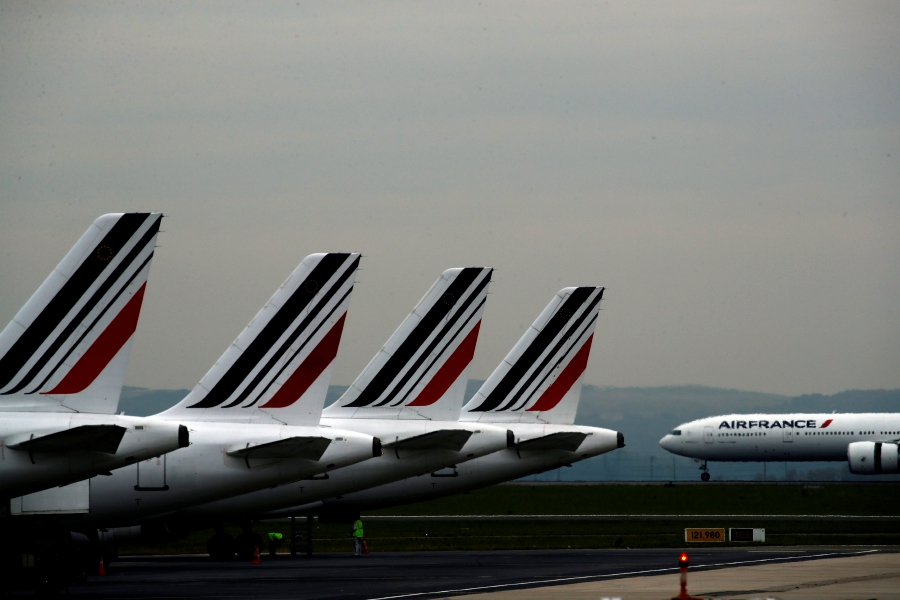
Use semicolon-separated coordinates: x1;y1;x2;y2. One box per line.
351;518;364;556
267;532;283;557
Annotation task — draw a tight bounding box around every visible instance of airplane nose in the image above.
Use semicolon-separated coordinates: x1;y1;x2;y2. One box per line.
659;435;671;449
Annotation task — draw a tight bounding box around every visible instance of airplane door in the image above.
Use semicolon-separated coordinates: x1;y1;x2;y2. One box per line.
703;426;714;444
782;427;793;443
135;455;169;491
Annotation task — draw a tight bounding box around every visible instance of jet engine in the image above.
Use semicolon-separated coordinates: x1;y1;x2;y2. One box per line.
847;441;899;474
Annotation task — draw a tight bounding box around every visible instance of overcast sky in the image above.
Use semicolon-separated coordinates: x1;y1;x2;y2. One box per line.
1;1;898;396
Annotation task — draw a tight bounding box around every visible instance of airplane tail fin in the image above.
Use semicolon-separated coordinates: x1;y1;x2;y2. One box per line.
0;213;162;414
160;253;359;425
462;286;603;425
325;267;492;421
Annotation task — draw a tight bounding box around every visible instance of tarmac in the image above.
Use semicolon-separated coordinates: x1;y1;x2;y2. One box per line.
62;547;896;599
449;550;900;600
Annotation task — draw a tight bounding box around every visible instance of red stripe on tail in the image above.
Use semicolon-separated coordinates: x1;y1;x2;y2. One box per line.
43;283;147;395
526;334;593;412
261;313;347;409
407;321;481;407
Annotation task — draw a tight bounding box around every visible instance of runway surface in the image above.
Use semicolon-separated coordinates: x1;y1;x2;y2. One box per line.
66;548;883;599
450;550;900;599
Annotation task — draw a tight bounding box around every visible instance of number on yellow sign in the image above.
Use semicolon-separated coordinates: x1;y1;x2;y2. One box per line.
685;528;725;542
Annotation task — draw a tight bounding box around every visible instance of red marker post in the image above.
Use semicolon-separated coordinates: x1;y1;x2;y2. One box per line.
671;553;704;600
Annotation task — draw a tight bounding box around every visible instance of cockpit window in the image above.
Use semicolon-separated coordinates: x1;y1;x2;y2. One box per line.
671;430;682;436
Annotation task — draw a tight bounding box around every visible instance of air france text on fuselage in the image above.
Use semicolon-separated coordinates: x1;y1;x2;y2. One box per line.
718;418;831;430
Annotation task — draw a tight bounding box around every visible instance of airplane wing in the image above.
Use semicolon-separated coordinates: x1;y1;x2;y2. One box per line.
7;425;127;454
385;430;473;452
515;431;588;452
226;436;332;461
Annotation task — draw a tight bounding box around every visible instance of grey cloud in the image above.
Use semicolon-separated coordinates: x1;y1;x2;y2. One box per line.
0;1;897;396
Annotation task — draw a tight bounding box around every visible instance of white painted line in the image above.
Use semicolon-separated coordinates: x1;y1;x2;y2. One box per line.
365;514;897;519
366;550;879;600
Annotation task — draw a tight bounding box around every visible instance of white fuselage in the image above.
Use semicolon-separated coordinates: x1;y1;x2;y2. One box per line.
264;423;621;515
178;418;511;518
659;413;900;462
0;412;184;499
78;420;375;526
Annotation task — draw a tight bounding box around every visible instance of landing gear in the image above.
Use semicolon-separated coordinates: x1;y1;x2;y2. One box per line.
698;460;710;481
206;527;236;560
235;524;264;561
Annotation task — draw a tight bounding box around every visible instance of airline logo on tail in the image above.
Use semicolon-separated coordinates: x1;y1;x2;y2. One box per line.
468;286;603;415
0;213;161;399
184;253;359;412
337;267;491;413
405;321;481;408
524;333;593;413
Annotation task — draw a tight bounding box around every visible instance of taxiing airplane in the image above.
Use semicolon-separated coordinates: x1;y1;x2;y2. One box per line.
660;413;900;480
290;286;624;514
0;213;187;502
14;253;377;531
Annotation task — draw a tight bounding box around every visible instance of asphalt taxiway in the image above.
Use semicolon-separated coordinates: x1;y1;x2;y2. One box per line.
451;550;900;599
64;548;891;599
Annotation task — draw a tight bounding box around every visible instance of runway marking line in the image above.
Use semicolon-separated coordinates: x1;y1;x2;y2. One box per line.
366;514;899;519
366;549;879;600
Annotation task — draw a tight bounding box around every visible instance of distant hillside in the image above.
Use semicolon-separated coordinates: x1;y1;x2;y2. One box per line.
119;384;900;482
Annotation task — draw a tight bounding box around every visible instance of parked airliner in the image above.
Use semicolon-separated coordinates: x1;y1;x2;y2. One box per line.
12;253;377;526
0;213;187;501
84;268;512;559
274;287;624;516
659;413;900;480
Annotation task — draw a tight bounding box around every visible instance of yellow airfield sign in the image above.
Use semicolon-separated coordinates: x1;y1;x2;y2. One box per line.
685;528;725;542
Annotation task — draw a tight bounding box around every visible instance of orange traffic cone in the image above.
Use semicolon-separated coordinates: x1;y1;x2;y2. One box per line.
251;545;262;564
98;556;107;576
361;538;369;555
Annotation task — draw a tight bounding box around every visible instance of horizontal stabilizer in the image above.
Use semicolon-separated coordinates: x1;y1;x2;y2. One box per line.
226;436;331;461
7;424;127;454
516;431;588;452
386;429;473;452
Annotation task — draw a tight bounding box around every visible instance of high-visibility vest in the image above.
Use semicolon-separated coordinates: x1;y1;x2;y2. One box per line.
268;532;283;541
352;520;364;537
